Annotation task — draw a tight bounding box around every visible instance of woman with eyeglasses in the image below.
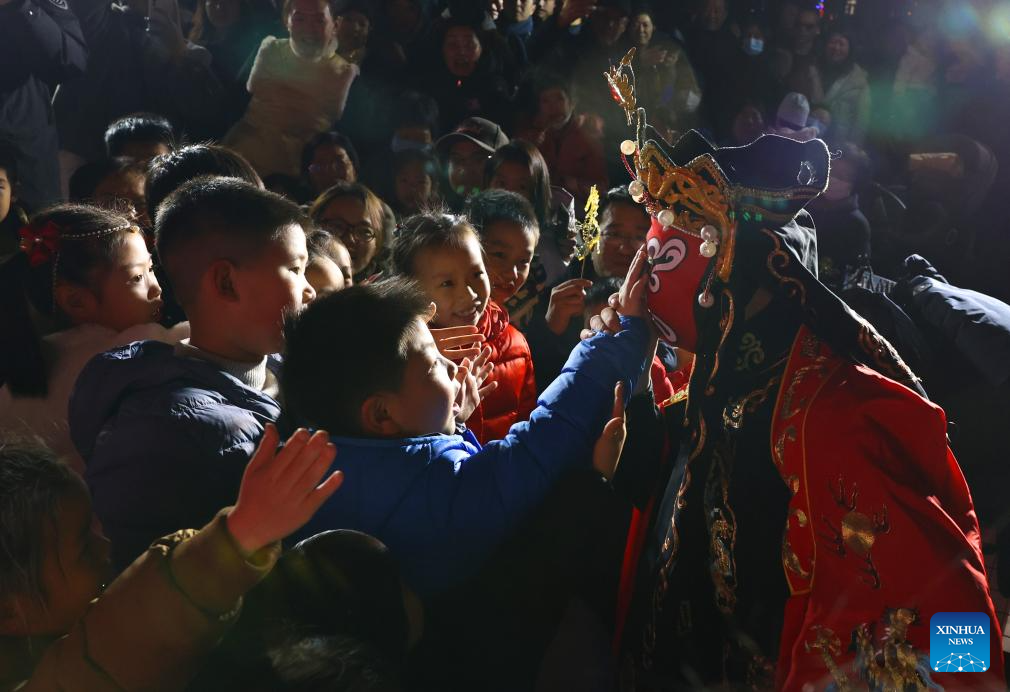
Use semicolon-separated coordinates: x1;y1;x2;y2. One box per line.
309;181;388;283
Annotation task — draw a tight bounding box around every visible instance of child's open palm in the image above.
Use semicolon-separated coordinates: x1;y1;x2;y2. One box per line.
226;424;343;555
454;345;497;426
431;325;486;361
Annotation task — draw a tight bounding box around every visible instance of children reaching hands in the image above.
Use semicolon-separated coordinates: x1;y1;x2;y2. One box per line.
281;275;651;598
0;205;189;474
391;210;537;443
0;424;342;690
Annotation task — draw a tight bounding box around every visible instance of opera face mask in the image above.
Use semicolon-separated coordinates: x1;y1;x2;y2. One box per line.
645;217;713;351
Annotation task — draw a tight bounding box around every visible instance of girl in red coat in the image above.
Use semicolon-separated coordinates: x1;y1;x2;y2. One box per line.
391;206;537;444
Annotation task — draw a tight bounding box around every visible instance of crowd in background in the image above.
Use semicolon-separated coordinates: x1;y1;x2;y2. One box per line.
4;0;1010;297
3;0;1010;688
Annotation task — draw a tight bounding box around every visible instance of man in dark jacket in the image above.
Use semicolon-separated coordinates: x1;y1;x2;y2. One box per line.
54;0;228;167
0;0;86;210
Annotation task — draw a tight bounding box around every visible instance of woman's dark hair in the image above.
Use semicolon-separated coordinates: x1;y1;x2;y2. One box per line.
146;144;262;222
0;204;138;396
0;436;83;604
300;131;361;181
482;140;553;233
389;210;477;277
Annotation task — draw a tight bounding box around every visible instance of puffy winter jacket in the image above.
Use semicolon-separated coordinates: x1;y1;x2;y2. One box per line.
68;341;282;571
0;0;86;209
823;63;871;144
292;316;651;599
465;301;538;444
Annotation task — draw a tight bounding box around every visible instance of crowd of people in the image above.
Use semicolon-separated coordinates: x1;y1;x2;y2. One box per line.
2;0;1010;689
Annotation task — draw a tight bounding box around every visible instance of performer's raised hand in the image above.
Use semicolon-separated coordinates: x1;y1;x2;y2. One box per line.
592;382;627;481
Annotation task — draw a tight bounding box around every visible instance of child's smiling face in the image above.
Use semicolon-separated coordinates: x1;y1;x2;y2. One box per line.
413;232;490;328
481;219;536;305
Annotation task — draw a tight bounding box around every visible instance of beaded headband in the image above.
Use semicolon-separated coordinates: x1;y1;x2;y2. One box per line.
17;220;140;311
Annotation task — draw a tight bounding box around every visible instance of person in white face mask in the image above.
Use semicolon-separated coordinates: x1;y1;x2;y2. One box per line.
808;142;873;289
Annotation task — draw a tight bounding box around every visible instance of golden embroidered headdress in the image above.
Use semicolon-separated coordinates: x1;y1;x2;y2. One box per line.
603;47;920;391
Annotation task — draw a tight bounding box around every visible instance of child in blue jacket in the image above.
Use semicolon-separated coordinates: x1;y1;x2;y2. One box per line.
282;260;654;599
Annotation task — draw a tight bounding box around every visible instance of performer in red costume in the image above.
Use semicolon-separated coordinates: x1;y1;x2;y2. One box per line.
599;50;1005;690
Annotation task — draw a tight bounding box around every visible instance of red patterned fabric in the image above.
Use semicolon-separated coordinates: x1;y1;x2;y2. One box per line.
772;326;1004;690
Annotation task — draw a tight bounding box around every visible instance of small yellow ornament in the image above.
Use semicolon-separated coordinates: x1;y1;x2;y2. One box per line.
575;185;601;263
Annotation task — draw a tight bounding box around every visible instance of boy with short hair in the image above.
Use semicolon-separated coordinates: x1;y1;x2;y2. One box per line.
465;188;539;309
145;143;263;219
104;112;176;161
70;176;316;570
282;267;653;599
144;144;264;327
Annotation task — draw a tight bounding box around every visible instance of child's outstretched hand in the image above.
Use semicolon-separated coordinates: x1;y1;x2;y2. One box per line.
618;246;651;318
454;345;497;425
431;325;486;361
580;246;651;340
226;424;343;556
593;382;627;481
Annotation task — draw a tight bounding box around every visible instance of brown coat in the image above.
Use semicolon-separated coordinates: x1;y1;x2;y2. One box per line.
13;511;278;691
